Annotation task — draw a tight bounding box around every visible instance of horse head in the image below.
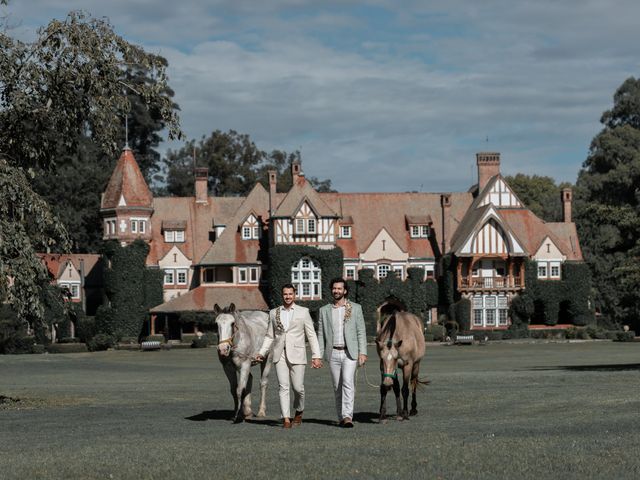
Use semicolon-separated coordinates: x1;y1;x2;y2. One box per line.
214;303;237;357
376;338;403;388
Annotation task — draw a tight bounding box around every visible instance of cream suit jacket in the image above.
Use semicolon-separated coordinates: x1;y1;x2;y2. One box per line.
259;304;321;365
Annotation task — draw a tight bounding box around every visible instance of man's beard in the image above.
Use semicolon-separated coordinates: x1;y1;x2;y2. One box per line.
332;292;345;301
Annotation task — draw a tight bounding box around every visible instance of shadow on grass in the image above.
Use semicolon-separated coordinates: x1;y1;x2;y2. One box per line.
185;410;234;421
532;363;640;372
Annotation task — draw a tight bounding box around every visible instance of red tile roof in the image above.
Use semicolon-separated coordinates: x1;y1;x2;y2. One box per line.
150;285;268;312
101;148;153;209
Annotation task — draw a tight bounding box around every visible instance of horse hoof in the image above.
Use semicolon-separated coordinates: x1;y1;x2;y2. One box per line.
396;416;404;421
410;409;418;416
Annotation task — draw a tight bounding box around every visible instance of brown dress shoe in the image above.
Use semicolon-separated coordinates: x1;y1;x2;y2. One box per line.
342;417;354;428
283;418;292;429
293;411;303;426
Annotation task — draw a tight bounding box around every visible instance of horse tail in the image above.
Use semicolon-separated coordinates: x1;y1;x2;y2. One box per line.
411;376;431;391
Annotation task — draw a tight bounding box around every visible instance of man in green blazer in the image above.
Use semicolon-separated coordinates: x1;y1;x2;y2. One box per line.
318;277;367;428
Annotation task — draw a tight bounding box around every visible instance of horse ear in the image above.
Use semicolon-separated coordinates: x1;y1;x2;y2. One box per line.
394;339;403;348
228;303;236;313
213;304;221;315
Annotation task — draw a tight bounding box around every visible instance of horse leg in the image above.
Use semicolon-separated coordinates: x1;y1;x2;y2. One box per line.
401;363;412;420
379;383;389;423
257;356;272;417
242;371;254;418
393;375;403;421
222;360;239;417
234;361;251;423
410;361;420;416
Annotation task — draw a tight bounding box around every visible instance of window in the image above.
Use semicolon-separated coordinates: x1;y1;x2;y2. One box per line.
377;264;391;279
550;262;561;279
253;226;260;239
203;268;215;283
486;309;496;326
250;267;259;283
425;266;435;279
410;225;429;238
295;219;305;234
238;268;248;283
473;309;483;326
307;218;316;234
177;269;188;285
70;284;80;299
292;257;321;299
164;269;174;285
393;265;404;279
499;309;509;325
341;226;352;238
537;263;548;279
131;220;137;233
139;220;146;234
345;266;356;280
242;227;252;239
165;230;185;242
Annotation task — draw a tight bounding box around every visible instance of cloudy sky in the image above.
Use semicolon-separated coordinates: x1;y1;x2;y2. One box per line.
5;1;640;192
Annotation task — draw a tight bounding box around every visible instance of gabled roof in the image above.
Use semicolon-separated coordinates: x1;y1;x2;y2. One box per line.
450;205;527;256
150;285;268;313
198;183;270;265
272;177;339;218
101;148;153;210
405;215;433;226
320;192;473;260
146;195;244;266
38;254;104;286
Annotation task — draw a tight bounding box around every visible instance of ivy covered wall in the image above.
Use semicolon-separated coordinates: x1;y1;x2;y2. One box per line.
96;240;164;340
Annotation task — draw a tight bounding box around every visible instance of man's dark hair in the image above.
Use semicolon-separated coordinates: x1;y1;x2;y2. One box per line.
329;277;348;295
281;283;296;293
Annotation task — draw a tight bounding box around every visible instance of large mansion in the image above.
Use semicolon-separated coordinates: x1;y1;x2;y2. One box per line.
94;147;582;339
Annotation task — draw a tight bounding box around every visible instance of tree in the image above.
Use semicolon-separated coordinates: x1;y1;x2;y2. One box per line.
163;130;334;197
0;11;181;324
30;65;179;253
505;174;571;222
575;77;640;330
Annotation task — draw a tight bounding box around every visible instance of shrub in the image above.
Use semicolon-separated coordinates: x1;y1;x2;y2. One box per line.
31;344;46;354
181;334;198;344
87;333;115;352
191;337;210;348
424;333;435;342
58;337;79;344
425;324;446;342
76;316;97;343
614;331;635;342
145;334;166;343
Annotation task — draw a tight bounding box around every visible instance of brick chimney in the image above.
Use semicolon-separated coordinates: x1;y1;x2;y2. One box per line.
476;152;501;191
195;167;209;204
562;187;572;223
268;170;277;215
441;193;452;253
291;158;302;182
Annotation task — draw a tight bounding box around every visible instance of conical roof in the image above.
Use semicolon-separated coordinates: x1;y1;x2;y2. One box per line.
101;147;153;209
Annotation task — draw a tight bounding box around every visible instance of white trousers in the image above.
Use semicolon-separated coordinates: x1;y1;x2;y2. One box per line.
329;349;357;421
275;350;306;419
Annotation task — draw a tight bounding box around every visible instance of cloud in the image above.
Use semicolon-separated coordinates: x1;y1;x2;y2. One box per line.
5;0;640;191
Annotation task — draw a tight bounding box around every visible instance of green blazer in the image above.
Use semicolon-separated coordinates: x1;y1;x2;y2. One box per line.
318;301;367;361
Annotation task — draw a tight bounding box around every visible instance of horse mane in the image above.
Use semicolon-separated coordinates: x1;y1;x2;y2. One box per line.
376;313;397;342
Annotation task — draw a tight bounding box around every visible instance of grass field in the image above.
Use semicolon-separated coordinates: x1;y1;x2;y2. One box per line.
1;341;639;479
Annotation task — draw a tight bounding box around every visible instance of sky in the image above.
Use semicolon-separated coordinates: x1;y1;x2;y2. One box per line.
5;1;640;192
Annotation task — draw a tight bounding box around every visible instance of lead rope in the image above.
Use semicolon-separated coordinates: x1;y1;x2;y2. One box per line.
357;362;382;389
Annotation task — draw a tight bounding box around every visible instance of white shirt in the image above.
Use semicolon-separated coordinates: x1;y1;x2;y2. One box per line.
331;304;345;347
280;305;295;331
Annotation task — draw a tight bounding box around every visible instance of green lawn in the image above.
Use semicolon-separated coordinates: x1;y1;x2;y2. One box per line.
1;342;639;479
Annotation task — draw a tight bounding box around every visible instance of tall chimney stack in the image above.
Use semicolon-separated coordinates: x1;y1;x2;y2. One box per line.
268;170;277;215
195;167;209;204
562;187;572;223
476;152;501;191
441;193;452;254
291;158;302;183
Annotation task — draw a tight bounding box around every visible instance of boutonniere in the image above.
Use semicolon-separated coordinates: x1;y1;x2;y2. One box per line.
344;301;352;325
275;308;285;334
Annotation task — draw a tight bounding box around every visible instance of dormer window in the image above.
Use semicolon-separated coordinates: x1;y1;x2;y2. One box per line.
164;230;185;243
340;226;352;238
410;225;430;238
241;215;261;240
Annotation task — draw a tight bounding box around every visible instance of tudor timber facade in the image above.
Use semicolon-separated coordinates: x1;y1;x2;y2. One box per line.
99;147;583;339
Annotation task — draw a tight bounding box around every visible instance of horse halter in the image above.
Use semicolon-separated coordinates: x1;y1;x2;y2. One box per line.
218;336;234;347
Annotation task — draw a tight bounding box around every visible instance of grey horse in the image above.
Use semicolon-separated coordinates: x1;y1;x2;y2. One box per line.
214;303;272;423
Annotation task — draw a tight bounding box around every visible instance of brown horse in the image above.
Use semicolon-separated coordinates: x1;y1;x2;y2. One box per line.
375;311;427;422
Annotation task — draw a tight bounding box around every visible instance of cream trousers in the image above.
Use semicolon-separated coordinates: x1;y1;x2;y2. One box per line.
275;350;306;419
329;349;357;421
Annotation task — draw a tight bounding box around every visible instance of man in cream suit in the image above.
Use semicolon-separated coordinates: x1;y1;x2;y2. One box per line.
256;283;322;428
318;277;367;428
